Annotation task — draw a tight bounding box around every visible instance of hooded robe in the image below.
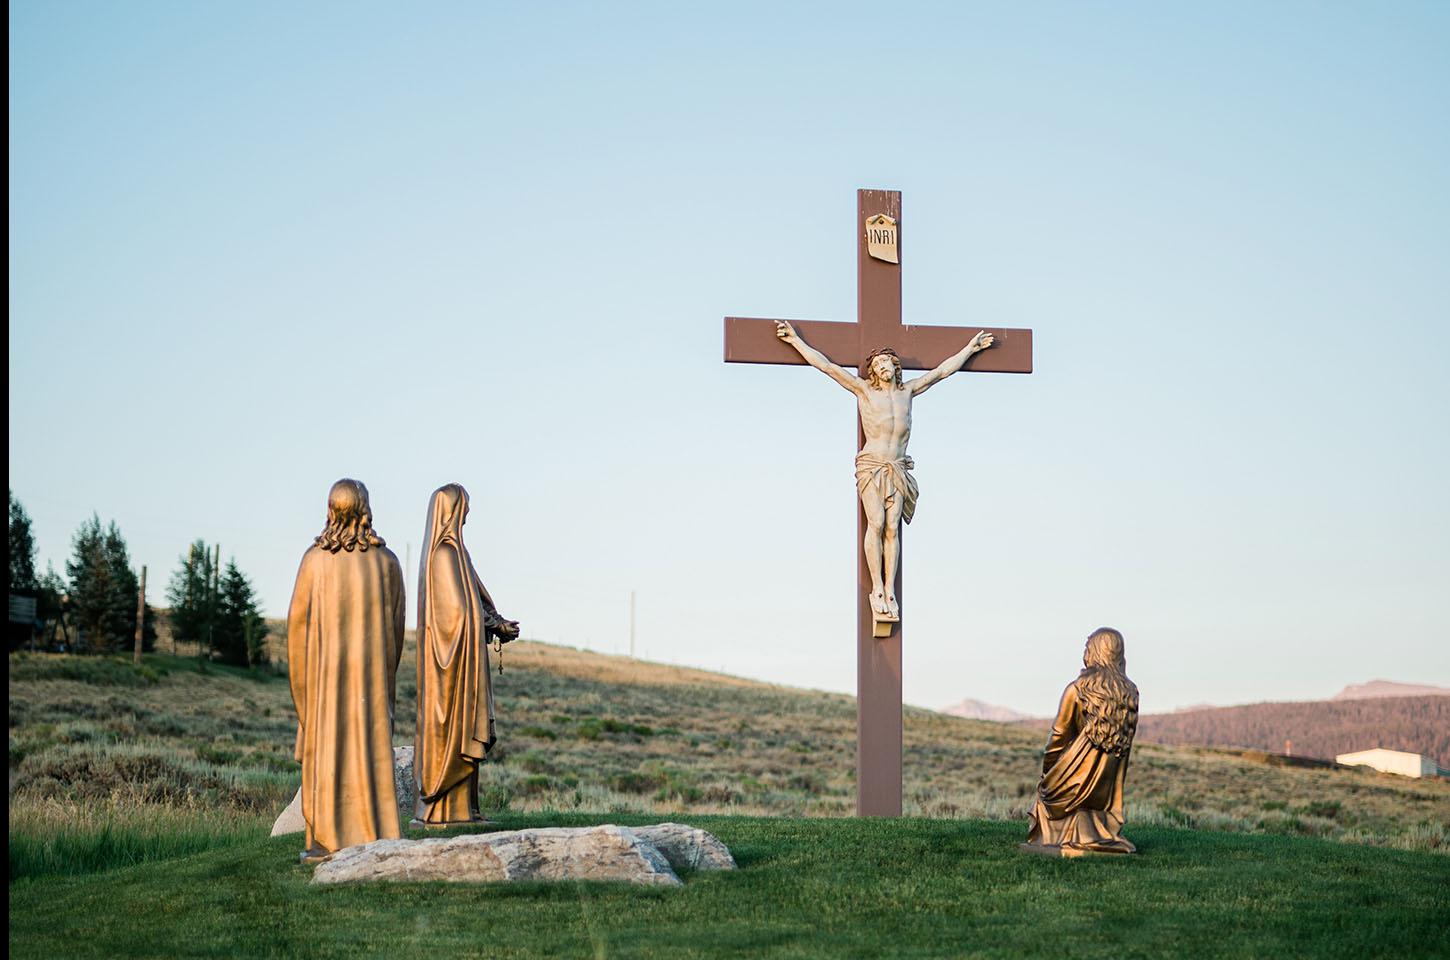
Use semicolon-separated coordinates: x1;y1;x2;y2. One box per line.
1026;667;1140;854
287;541;405;857
413;484;505;824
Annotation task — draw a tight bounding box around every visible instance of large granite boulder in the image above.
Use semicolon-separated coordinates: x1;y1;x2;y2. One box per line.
631;822;736;871
271;745;415;837
312;825;695;886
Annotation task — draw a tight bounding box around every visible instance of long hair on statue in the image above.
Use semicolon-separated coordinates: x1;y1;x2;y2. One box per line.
315;479;386;553
1076;627;1139;756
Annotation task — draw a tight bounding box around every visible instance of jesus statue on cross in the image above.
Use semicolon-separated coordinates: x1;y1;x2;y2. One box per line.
774;319;995;624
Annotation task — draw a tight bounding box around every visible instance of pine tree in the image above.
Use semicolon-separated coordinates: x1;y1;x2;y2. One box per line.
37;563;68;648
215;560;268;667
103;522;144;652
65;515;135;652
166;541;217;655
9;491;38;593
66;515;108;651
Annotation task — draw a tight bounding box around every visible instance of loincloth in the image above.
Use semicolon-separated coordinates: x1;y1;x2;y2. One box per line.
854;453;919;524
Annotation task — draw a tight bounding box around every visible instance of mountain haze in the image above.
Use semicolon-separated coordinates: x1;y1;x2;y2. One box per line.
939;698;1037;723
1332;680;1449;701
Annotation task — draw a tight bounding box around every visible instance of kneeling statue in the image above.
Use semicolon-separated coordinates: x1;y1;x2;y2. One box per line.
1024;627;1139;856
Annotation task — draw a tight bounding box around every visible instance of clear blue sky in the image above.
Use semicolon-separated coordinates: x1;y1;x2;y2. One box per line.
10;1;1449;714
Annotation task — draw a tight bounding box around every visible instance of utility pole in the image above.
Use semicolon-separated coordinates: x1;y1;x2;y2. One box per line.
180;545;194;656
57;596;72;650
629;590;636;658
133;565;147;665
209;543;221;663
199;544;219;672
189;544;200;664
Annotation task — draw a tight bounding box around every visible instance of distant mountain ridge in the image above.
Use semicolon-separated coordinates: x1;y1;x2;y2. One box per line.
939;698;1036;723
938;678;1449;726
1332;680;1449;701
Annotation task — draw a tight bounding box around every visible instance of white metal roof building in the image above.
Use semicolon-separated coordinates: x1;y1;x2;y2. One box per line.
1335;748;1440;778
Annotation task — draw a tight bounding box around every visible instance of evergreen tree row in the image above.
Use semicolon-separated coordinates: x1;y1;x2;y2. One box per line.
165;540;270;667
9;491;269;665
65;513;157;653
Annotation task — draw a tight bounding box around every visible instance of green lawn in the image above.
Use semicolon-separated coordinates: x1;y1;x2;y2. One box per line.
9;814;1449;959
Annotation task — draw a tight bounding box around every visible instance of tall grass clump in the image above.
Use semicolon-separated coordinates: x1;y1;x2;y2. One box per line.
9;799;268;880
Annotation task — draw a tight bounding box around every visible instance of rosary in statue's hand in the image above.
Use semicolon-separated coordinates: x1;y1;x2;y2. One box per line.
489;621;519;676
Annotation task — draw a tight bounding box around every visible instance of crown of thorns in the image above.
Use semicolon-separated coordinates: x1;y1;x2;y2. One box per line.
865;347;900;367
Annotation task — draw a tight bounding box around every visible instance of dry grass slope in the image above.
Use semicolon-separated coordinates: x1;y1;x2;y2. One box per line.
10;640;1450;863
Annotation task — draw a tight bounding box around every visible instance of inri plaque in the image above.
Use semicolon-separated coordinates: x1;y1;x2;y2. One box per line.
865;213;898;264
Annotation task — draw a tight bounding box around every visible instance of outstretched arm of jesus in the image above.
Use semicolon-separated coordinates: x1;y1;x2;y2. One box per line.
906;330;994;396
775;321;864;396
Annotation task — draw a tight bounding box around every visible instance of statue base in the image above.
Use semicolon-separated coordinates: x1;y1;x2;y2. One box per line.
872;615;898;638
1018;842;1132;859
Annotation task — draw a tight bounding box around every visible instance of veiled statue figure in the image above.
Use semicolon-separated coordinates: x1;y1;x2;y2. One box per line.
1024;627;1140;857
288;479;406;863
413;484;520;826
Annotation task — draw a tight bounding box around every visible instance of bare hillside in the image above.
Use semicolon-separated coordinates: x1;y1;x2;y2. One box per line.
1137;695;1450;767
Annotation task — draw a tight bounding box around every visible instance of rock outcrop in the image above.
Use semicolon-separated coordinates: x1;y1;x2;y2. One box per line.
631;822;736;871
311;824;721;886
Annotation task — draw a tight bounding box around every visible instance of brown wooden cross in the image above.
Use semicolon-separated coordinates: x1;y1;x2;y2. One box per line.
723;189;1033;816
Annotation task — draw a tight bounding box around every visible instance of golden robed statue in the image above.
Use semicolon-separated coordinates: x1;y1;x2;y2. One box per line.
1023;627;1140;857
287;479;406;863
413;484;520;826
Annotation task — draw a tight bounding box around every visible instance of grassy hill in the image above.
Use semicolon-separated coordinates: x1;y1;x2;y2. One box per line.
9;642;1448;857
10;645;1450;958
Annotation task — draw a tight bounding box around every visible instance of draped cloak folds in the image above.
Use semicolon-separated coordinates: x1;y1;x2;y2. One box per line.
287;543;405;856
413;486;503;824
1026;672;1140;854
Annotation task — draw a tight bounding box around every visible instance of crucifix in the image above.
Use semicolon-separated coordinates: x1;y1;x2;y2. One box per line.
723;189;1033;816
